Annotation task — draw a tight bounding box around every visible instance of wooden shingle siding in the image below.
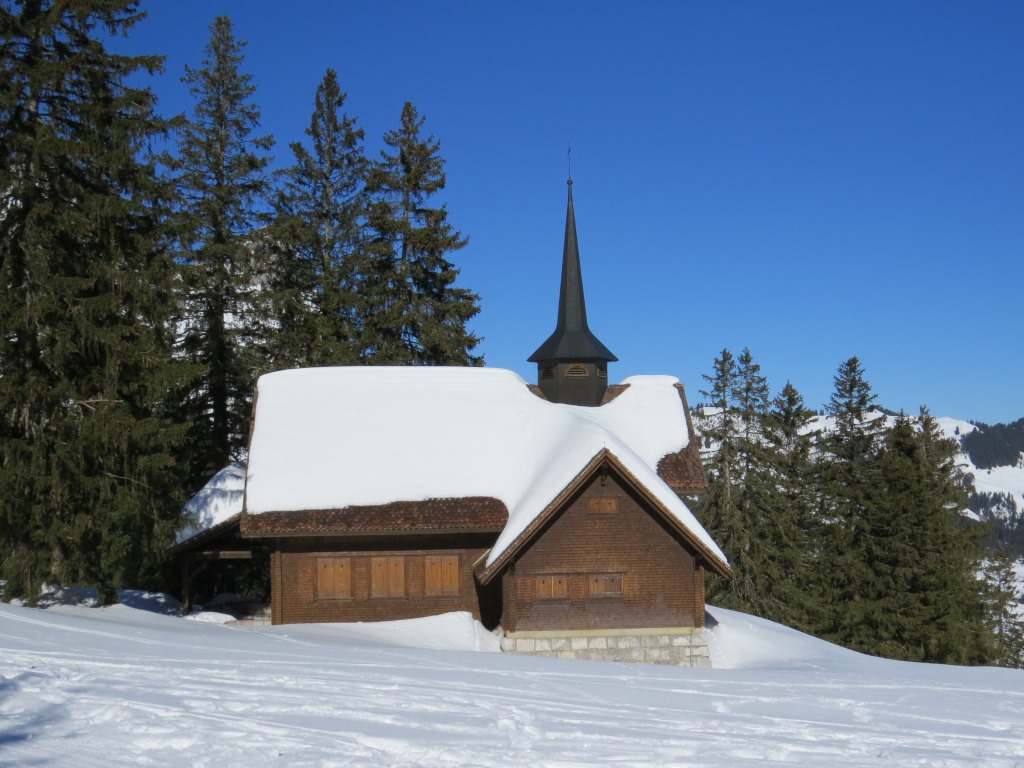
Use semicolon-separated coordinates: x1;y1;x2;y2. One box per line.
500;471;703;632
242;497;507;537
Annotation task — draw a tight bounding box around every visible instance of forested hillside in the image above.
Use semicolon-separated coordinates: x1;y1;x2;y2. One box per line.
690;349;1024;668
962;418;1024;470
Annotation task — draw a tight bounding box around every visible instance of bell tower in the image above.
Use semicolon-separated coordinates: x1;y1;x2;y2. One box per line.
528;179;617;406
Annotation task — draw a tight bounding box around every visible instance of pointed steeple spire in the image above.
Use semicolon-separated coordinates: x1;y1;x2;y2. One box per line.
529;180;616;406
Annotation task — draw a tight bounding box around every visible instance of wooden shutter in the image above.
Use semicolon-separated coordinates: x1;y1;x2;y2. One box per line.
587;497;619;514
424;555;459;597
534;574;569;600
315;558;352;600
588;573;622;597
370;556;406;598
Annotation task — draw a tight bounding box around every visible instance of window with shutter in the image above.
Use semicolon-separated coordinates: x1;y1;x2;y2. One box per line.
315;558;352;601
587;497;619;514
424;555;460;597
587;573;623;598
534;574;570;600
370;556;406;598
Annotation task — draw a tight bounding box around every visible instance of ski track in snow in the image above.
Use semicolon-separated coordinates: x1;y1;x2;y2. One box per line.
2;604;1023;767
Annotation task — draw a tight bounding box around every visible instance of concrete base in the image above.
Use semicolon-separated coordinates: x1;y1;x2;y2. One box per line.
498;626;711;667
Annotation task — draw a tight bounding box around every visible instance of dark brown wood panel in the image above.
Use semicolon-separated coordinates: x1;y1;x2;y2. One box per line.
270;534;491;625
500;470;703;632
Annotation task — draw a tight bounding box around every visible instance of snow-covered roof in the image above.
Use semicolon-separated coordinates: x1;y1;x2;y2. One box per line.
177;462;246;545
244;366;727;570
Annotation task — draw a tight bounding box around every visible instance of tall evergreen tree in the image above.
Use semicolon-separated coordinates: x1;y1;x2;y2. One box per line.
363;102;481;365
0;0;192;602
695;349;747;607
753;380;820;631
853;410;989;663
982;548;1024;668
816;356;887;642
825;356;882;462
698;349;817;625
915;408;998;664
265;68;367;369
728;348;776;611
164;15;273;484
733;347;770;452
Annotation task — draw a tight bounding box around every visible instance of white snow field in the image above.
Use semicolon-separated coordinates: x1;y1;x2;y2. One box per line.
2;598;1022;767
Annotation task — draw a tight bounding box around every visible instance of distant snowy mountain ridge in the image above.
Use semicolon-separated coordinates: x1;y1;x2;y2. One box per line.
690;408;1024;524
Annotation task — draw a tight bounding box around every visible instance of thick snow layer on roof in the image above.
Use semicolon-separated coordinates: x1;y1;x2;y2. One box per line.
245;367;725;568
177;462;246;544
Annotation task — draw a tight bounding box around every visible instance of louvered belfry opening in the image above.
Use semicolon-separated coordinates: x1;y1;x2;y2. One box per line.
528;180;617;407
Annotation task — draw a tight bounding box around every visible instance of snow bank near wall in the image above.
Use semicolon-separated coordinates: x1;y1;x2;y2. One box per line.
3;598;1022;768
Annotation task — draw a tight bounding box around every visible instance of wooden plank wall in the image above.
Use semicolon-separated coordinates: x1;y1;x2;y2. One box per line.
272;534;491;625
501;472;703;632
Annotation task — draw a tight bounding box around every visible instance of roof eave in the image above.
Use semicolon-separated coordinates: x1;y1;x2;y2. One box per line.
476;449;731;584
170;512;243;555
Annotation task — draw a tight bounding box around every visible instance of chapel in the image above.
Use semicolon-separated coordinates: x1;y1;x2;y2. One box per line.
178;180;731;666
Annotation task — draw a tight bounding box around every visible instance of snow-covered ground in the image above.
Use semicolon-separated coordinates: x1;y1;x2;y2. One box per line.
2;596;1022;767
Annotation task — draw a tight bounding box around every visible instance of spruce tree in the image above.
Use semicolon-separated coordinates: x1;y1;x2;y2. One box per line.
164;15;274;484
911;408;993;663
825;356;882;462
816;356;886;644
265;68;367;369
982;548;1024;668
363;102;481;365
855;410;989;663
755;381;820;632
0;0;192;602
694;349;746;608
699;349;817;626
728;348;776;612
733;348;770;449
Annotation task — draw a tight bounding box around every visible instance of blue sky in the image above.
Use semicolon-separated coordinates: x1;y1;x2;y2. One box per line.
118;1;1023;424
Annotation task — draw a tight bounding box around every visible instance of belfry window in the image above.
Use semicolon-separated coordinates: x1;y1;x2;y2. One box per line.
566;364;588;378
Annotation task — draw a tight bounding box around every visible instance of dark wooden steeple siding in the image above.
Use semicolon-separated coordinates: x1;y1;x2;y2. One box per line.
529;180;617;407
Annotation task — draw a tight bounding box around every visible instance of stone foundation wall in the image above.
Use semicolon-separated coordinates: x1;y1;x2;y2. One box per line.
498;626;711;667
